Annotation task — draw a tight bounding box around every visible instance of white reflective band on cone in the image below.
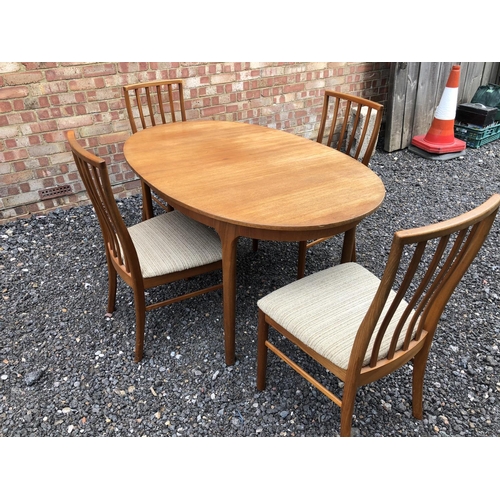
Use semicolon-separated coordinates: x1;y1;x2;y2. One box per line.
434;87;458;120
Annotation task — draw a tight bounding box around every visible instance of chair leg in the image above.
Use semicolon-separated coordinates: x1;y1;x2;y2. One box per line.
340;381;357;437
411;344;432;420
141;181;154;221
297;241;307;279
256;310;269;391
106;263;117;314
252;239;259;252
133;288;147;363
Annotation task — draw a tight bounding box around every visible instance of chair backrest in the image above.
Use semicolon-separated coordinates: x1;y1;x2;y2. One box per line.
316;90;383;166
67;130;141;280
123;79;186;134
350;194;500;377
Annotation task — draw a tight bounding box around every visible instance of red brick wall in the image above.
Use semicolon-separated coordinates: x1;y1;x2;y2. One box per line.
0;62;390;222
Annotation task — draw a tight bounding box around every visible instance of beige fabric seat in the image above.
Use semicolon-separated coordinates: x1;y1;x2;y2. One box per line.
129;211;222;278
258;262;412;370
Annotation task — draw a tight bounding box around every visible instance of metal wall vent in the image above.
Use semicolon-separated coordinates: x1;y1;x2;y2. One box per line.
39;184;72;200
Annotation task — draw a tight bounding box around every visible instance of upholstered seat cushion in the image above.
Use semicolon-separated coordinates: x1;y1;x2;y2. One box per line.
257;262;414;370
128;211;222;278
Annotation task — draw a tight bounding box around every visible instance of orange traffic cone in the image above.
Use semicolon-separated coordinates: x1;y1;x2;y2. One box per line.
411;65;466;155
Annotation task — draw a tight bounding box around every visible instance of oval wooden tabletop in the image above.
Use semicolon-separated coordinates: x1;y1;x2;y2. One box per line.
123;120;385;232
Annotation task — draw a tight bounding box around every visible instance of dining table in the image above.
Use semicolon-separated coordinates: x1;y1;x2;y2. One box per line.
123;120;386;366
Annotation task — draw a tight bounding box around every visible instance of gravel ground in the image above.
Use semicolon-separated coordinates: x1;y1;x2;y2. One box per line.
1;141;499;441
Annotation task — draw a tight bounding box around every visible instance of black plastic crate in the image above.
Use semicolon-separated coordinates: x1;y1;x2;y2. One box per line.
456;103;497;128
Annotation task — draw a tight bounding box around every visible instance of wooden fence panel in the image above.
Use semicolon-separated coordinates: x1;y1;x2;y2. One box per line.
460;62;486;102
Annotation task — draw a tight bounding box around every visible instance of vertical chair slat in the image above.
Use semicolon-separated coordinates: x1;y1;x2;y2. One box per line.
387;236;449;357
408;229;469;345
167;84;176;122
91;159;128;271
353;107;372;160
133;88;146;130
156;85;167;125
345;104;361;158
99;178;126;269
369;241;427;366
145;87;156;127
409;226;477;346
327;95;340;148
391;235;450;354
337;100;351;152
316;93;330;145
178;82;186;121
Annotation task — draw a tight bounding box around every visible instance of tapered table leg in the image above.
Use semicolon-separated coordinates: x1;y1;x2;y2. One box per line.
297;241;307;279
341;227;356;263
217;223;239;366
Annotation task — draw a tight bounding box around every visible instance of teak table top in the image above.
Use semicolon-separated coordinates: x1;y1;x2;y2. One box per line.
124;120;385;236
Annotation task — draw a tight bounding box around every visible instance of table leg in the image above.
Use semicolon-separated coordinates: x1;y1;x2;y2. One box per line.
217;223;239;366
141;182;154;221
341;226;357;263
297;241;307;279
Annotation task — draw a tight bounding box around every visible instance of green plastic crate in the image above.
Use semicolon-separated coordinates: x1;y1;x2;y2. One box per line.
454;121;500;148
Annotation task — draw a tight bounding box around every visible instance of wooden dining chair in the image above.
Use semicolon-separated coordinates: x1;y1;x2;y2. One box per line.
123;79;187;221
296;91;384;278
257;194;500;436
67;130;222;363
